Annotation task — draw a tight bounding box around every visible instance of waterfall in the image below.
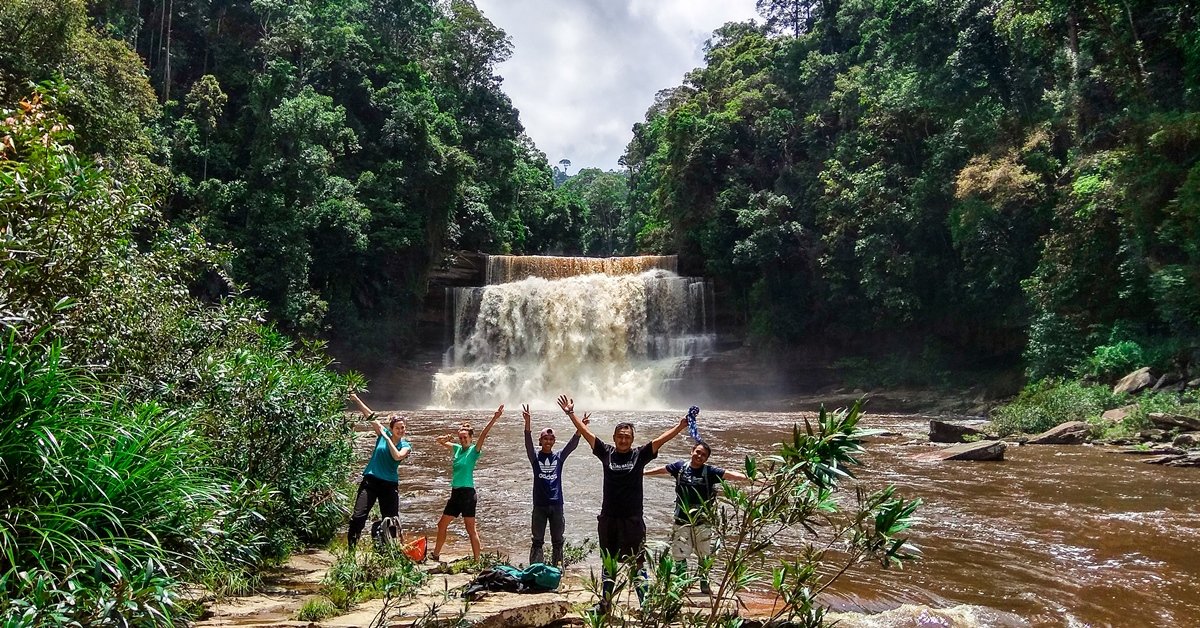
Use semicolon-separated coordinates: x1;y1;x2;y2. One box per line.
432;256;714;409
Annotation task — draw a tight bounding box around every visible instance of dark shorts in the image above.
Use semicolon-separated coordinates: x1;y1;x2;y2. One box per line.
443;487;477;518
597;515;646;561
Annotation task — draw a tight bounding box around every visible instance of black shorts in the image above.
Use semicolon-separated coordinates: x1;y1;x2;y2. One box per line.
597;515;646;561
443;487;477;518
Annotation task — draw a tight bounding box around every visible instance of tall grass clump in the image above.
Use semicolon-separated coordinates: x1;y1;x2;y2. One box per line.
1;337;211;623
2;85;357;622
321;545;428;612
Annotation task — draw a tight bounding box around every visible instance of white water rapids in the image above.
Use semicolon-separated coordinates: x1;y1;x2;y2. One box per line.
431;257;714;409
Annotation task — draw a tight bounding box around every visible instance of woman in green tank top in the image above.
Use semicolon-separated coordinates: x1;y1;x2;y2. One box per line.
431;405;503;562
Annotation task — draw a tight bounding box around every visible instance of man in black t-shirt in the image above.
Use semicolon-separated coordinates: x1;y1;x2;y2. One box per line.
646;441;748;594
557;394;689;613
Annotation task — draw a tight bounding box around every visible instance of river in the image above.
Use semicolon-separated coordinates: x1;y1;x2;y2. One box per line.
359;409;1200;627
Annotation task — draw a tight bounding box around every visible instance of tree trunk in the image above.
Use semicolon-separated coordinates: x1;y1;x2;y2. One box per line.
163;0;173;103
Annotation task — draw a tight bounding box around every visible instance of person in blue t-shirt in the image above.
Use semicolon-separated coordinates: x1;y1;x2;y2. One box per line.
645;440;747;594
346;393;413;550
522;403;587;566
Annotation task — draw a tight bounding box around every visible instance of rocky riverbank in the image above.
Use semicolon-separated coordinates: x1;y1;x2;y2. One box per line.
195;550;1027;628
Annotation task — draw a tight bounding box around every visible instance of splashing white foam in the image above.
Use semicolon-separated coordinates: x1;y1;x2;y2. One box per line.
432;269;714;409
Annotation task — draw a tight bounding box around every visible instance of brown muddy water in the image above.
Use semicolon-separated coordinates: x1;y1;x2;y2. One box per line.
358;410;1200;627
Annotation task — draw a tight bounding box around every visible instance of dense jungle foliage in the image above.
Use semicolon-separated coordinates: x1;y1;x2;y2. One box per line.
14;0;1192;381
621;0;1200;380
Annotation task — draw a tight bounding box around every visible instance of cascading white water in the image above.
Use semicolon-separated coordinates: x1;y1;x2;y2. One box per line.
431;256;714;409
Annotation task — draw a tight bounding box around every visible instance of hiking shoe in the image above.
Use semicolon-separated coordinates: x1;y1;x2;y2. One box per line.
699;581;713;595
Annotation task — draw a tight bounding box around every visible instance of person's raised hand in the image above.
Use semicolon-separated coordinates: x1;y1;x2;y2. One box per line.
522;404;531;421
582;412;591;426
556;394;574;415
492;404;504;421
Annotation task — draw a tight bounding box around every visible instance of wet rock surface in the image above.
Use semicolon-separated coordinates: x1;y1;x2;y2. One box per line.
1026;421;1092;445
916;440;1006;461
1113;367;1156;394
929;419;988;443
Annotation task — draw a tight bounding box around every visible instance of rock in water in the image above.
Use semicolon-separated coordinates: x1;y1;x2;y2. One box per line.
929;420;987;443
917;440;1006;462
1113;367;1155;394
1027;421;1092;445
1141;453;1200;467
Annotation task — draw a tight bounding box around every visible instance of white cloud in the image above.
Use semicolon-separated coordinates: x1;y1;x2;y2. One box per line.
475;0;759;172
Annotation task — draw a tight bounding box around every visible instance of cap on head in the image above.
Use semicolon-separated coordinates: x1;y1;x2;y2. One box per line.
540;428;555;438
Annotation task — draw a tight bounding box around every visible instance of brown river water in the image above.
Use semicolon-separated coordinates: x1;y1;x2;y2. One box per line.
357;409;1200;627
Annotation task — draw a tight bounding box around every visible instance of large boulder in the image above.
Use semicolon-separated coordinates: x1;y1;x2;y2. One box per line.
929;420;987;443
1100;405;1137;423
917;440;1006;461
1113;367;1155;394
1148;413;1200;432
1027;421;1092;445
1172;432;1200;448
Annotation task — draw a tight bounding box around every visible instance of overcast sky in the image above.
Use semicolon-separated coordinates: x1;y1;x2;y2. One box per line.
474;0;760;173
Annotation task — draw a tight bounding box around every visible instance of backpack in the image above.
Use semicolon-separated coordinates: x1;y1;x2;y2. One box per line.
370;516;401;548
519;563;562;591
462;565;526;599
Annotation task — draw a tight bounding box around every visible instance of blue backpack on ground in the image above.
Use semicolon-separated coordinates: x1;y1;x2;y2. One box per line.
520;563;562;591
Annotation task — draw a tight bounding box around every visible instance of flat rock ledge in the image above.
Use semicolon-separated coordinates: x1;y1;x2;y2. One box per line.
1141;451;1200;467
916;440;1006;462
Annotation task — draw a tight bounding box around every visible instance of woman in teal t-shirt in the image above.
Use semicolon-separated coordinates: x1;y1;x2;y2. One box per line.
347;393;412;550
431;405;503;562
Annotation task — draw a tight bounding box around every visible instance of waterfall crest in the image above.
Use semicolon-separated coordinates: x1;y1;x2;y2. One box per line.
485;255;678;284
432;257;713;409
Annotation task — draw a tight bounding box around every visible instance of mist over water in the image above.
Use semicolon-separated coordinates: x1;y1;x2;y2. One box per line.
432;256;714;409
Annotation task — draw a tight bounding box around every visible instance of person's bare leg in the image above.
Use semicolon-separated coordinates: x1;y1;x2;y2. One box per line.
464;517;481;561
433;514;453;559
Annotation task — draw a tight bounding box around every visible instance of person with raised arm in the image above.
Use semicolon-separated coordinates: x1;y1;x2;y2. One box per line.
431;405;503;562
556;394;689;614
645;439;748;594
346;393;413;551
523;403;587;567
